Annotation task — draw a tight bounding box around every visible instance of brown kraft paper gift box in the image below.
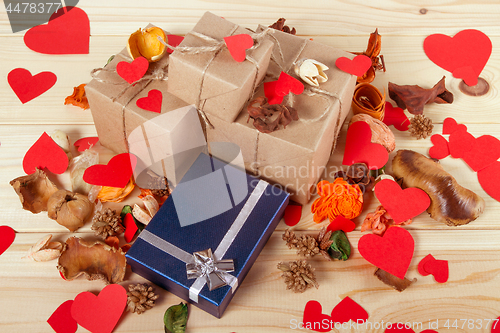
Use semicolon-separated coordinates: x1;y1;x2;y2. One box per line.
86;41;190;155
167;11;274;123
206;28;357;205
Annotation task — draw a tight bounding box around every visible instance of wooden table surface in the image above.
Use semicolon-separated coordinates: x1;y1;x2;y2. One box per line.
1;1;500;332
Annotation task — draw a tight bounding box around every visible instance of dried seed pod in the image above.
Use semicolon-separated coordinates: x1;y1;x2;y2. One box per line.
57;237;127;284
51;130;72;160
47;190;93;232
10;169;59;214
132;204;152;225
294;59;328;87
22;234;62;262
349;114;396;152
127;27;167;62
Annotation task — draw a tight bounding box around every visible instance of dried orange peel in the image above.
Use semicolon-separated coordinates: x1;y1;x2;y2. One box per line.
127;27;167;62
311;178;363;222
97;178;135;203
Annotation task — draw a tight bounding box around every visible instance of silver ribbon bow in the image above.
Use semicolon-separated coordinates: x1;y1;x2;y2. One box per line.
186;248;235;291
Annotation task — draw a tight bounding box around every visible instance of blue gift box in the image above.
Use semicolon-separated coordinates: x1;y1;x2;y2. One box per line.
126;152;289;318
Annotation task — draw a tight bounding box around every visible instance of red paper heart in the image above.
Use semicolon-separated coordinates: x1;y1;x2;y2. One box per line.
358;226;415;279
23;132;69;175
335;55;372;77
302;300;332;333
343;121;389;170
383;102;410;131
8;68;57;104
263;80;283;105
442;117;467;135
0;226;15;256
491;316;500;333
137;89;163;113
284;205;302;227
327;215;355;233
47;300;78;333
424;29;492;86
166;35;184;54
124;213;138;243
24;7;90;55
477;161;500;202
74;137;99;152
424;258;449;283
224;34;254;62
384;323;416;332
428;134;450;160
276;72;304;96
83;153;137;188
116;57;149;84
448;130;475;159
71;284;127;333
330;296;368;324
375;179;430;224
417;254;435;276
462;135;500;172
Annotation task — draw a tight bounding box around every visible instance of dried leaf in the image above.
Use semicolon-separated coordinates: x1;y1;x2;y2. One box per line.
328;230;351;261
64;84;89;110
388;76;454;115
164;303;188;333
374;268;416;292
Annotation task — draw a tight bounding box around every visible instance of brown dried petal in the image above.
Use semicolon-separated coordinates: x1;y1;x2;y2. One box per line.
10;169;59;214
349;114;396;153
57;237;127;284
374;268;416;292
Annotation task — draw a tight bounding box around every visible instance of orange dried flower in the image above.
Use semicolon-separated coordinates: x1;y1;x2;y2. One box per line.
64;84;89;109
97;178;135;203
311;178;363;222
361;205;412;235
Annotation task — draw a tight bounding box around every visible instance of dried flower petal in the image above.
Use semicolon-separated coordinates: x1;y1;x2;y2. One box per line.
269;18;296;35
97;178;135;203
294;59;328;87
349;114;396;152
247;97;298;133
10;169;59;214
22;234;62;262
354;29;385;84
64;84;89;110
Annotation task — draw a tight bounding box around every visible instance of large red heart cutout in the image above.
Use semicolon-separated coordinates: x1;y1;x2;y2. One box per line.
335;55;372;77
424;29;492;86
477;161;500;202
302;300;332;332
343;121;389;170
330;296;368;324
462;135;500;172
224;34;254;62
327;215;355;233
24;7;90;55
448;130;475;159
71;284;127;333
374;179;430;224
383;102;410;131
276;72;304;96
442;117;467;135
23;132;69;175
0;226;16;256
74;137;99;152
8;68;57;104
116;57;149;84
358;226;415;279
47;300;78;333
83;153;137;188
136;89;163;113
428;134;450;160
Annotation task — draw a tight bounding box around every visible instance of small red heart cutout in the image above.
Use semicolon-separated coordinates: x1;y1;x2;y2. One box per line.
284;205;302;227
335;55;372;77
71;284;127;333
8;68;57;104
424;29;492;87
491;316;500;333
417;254;435;276
0;226;15;256
74;137;99;152
83;153;137;188
303;300;333;332
124;213;138;243
136;89;163;113
448;130;475;159
330;296;368;324
462;135;500;172
383;102;410;131
47;300;78;333
166;34;184;54
327;215;355;233
442;117;467;135
424;258;449;283
343;121;389;170
116;57;149;84
375;179;430;224
358;226;415;279
276;72;304;96
478;161;500;202
23;132;69;175
24;7;90;55
263;80;283;105
428;134;450;160
224;34;254;62
384;323;416;332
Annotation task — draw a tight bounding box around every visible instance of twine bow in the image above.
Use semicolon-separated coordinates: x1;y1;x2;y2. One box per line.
186;248;235;291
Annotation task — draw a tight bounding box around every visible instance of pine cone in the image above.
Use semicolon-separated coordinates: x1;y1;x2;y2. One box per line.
277;260;318;293
282;228;333;260
126;283;159;314
91;208;124;239
408;114;433;139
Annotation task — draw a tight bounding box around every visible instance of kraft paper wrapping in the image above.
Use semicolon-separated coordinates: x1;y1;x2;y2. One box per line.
167;12;274;123
206;28;357;204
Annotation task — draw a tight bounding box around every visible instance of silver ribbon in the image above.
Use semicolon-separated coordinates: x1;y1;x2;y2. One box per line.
138;179;268;303
186;248;235;291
